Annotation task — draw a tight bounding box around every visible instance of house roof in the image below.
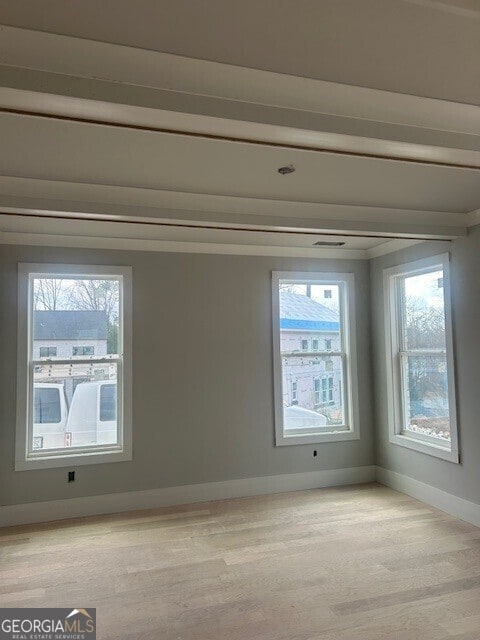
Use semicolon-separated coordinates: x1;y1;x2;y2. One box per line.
279;292;340;332
34;310;108;340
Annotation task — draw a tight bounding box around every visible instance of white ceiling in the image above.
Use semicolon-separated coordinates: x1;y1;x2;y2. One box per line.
0;0;479;105
0;10;478;257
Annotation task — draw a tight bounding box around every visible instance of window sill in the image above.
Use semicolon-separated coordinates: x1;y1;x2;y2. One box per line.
389;432;459;463
15;447;132;471
276;430;359;446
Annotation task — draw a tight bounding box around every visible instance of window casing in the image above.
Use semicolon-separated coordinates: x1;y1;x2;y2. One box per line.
384;254;458;462
16;263;132;470
272;271;359;445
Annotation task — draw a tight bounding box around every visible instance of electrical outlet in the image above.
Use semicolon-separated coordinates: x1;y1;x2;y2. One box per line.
68;471;75;483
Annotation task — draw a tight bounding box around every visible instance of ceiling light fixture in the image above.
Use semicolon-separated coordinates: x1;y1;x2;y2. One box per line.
277;164;295;175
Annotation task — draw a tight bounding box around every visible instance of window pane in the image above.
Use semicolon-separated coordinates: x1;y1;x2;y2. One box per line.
279;283;342;344
33;276;120;358
401;269;446;350
100;383;117;422
282;355;345;431
32;362;118;450
279;282;346;432
34;387;62;424
402;354;451;442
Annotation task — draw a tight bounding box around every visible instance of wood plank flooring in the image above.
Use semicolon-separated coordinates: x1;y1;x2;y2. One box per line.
1;483;480;639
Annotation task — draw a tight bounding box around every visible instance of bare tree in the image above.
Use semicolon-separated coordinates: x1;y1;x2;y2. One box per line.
34;278;65;310
405;296;448;425
279;283;304;294
405;296;445;349
69;279;119;321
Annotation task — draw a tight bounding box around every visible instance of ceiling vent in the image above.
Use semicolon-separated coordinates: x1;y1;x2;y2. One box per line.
313;240;346;247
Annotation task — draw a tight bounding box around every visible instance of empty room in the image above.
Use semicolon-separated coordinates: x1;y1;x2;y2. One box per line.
1;1;480;638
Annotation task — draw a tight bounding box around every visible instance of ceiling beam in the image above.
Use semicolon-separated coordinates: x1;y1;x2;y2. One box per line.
1;100;479;171
0;195;467;241
1;25;479;169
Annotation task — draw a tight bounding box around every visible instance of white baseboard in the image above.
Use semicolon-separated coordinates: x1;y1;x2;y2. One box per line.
0;465;375;527
376;466;480;528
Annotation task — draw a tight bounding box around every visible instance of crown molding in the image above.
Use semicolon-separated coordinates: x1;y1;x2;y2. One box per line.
467;209;480;227
0;229;370;260
0;177;468;240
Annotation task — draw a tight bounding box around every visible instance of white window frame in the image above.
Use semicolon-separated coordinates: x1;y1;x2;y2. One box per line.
272;271;359;446
15;263;133;470
383;254;459;463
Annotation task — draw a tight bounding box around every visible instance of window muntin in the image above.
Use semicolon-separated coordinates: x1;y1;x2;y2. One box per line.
384;254;458;461
272;272;358;445
16;264;132;469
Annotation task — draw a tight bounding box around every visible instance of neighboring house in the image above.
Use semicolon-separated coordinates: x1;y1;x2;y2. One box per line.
279;292;342;422
33;310;108;359
33;310;109;403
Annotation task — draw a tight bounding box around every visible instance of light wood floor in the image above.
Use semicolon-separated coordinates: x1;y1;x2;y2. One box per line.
1;483;480;639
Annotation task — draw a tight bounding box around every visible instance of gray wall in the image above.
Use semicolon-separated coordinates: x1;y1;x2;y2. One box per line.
370;226;480;504
0;244;373;507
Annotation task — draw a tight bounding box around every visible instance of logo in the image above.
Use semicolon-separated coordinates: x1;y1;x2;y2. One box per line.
0;608;96;639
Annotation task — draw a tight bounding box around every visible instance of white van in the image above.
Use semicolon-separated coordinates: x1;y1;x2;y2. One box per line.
66;381;117;446
284;405;328;431
33;383;68;450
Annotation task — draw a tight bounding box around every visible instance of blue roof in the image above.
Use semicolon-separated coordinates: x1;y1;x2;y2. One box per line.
279;292;339;332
